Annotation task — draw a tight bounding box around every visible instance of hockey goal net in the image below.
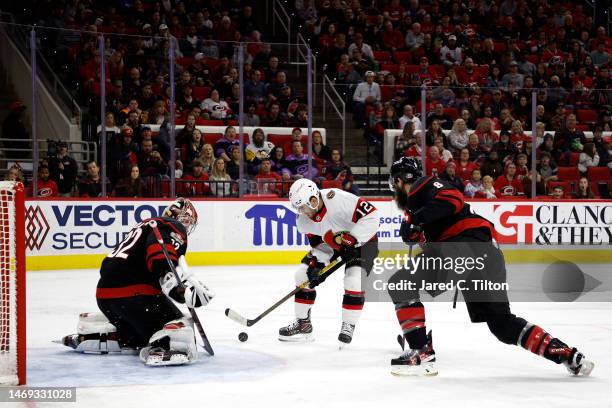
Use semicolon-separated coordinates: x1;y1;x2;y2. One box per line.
0;181;25;385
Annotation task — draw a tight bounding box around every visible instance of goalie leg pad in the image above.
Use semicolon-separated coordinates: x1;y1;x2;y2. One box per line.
139;317;198;366
62;312;126;354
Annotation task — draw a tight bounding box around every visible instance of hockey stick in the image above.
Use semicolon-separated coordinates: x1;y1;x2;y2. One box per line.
150;223;214;356
225;258;347;327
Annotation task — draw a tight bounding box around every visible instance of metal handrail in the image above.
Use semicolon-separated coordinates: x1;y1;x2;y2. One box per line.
272;0;291;62
322;74;346;153
296;32;317;105
2;22;81;122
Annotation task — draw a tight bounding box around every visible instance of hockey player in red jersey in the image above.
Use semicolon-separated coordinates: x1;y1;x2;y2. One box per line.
60;198;214;366
387;157;594;376
278;178;379;346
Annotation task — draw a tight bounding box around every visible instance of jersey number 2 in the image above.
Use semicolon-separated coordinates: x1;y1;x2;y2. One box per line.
108;227;143;259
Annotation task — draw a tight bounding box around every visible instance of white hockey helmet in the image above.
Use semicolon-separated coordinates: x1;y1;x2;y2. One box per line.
163;197;198;235
289;178;320;214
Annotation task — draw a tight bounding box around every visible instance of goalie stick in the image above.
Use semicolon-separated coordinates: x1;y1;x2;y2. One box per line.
151;222;214;356
225;258;347;327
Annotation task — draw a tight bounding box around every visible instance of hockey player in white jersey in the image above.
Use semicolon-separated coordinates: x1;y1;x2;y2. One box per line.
279;179;380;346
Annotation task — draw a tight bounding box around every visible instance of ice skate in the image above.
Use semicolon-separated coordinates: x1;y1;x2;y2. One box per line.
391;331;437;376
279;317;313;342
338;322;355;348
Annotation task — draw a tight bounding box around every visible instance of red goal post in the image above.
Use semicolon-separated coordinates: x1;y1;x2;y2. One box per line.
0;181;26;385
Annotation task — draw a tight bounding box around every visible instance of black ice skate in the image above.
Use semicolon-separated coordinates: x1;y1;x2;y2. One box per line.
545;339;595;376
338;322;355;348
278;316;313;342
391;331;437;376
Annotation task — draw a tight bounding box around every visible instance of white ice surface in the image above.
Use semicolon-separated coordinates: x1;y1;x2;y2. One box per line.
27;265;611;408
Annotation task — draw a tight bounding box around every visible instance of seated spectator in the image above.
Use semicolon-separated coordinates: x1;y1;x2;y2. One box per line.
4;165;24;183
432;76;456;106
515;153;529;180
47;141;78;197
463;169;484;198
283;128;304;156
405;22;425;52
398;104;422;131
590;41;611;68
226;146;242;180
537;152;558;185
270;146;290;180
148;100;169;125
97;112;121;142
578;142;600;174
401;128;423;159
455;148;479;182
522;169;546;197
312;130;332;163
263;101;288;127
466;133;486;162
379;20;405;52
460;108;477;130
243;102;261;127
425;119;446;147
254;158;284;196
108;127;139;183
573;176;596;199
215;126;240;162
439;162;464;192
425;146;447;177
181;128;203;172
138;139;168;177
245;70;267;104
347;32;374;61
440;35;463;67
374;105;400;141
480;150;504;180
448;118;470;151
202;89;232;120
324;149;356;193
493;131;516;164
476;175;497;199
284;141;317;180
78;161;109;197
246;128;275;175
352;71;381;127
494;162;525;196
427;104;453;130
180;159;210;197
113;165;145;197
28;164;58;197
432;137;453;163
551;185;566;200
288;104;309;128
502;61;524;89
509;120;527;145
209;158;233;197
474;118;498;151
197;143;216;174
554;113;586;153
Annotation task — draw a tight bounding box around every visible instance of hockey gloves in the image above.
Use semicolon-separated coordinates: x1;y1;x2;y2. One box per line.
305;255;328;289
160;266;215;308
337;232;361;263
399;212;423;244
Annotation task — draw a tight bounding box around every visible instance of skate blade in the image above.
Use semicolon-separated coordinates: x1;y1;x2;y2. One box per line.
577;361;595;376
338;341;351;350
391;363;438;377
278;333;314;343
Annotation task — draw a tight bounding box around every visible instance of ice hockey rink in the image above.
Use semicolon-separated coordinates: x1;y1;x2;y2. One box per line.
28;264;611;408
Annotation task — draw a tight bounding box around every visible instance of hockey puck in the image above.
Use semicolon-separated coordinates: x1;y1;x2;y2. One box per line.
238;332;248;342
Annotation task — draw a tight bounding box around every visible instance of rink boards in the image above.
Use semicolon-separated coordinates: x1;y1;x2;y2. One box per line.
24;198;612;270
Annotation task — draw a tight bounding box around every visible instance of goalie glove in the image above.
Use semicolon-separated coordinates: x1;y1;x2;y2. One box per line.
160;266;215;308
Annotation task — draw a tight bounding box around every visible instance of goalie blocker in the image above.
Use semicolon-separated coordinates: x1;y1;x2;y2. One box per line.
60;198;214;366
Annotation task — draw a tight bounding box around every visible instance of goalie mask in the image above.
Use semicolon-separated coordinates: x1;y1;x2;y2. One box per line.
163;197;198;235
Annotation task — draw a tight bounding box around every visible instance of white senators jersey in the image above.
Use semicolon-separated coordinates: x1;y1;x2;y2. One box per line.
296;189;379;263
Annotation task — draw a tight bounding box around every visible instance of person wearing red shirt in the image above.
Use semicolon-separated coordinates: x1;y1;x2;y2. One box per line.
494;162;525;196
381;20;406;52
29;164;59;197
283;128;304;157
383;0;405;23
425;146;447;177
254;158;284;196
180;159;210;197
455;148;479;182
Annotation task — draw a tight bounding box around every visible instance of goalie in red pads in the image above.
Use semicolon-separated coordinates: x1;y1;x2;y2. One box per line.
278;179;379;346
60;198;214;366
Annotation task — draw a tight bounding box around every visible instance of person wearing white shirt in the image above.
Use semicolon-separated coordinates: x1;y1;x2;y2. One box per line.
439;35;462;67
398;104;422;131
353;71;381;127
347;33;374;61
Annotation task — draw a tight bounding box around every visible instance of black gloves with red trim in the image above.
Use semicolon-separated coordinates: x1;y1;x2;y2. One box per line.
399;212;423;244
336;232;361;263
305;255;327;288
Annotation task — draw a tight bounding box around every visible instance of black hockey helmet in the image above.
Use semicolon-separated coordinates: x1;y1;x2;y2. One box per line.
389;157;423;191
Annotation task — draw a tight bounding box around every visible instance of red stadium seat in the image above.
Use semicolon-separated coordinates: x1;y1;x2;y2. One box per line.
568;152;581;167
202;120;225;126
547;180;572;195
393;51;412;64
373;50;392;64
493;42;506;53
176;57;195;69
193;86;210;101
381;63;399;74
587;167;612;182
576;109;598;125
321;180;342;189
203;133;224;145
431;64;445;78
524;54;540;64
556;166;580;181
443;107;459;120
589;182;602;198
575;124;590;132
